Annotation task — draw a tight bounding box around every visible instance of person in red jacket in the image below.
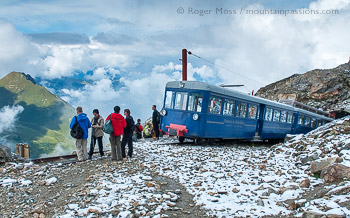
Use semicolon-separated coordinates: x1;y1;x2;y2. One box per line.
106;106;126;161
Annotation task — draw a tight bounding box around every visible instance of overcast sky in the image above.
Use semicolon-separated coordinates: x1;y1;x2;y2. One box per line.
0;0;349;121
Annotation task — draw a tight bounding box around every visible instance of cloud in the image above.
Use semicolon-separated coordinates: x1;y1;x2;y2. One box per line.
39;144;73;158
105;17;134;26
56;61;216;122
151;62;215;81
93;32;138;45
86;67;120;80
208;0;350;92
0;19;44;78
39;43;133;79
0;0;349;120
0;105;24;134
59;77;123;116
27;32;90;45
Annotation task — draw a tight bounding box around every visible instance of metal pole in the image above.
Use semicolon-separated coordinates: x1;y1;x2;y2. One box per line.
182;49;187;81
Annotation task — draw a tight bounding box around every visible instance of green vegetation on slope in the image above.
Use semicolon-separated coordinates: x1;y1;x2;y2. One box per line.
0;72;76;158
0;72;58;107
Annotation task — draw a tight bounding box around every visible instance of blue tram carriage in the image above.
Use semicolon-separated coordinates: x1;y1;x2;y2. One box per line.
160;81;333;143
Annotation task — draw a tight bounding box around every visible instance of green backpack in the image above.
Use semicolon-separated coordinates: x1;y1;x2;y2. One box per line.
103;114;114;134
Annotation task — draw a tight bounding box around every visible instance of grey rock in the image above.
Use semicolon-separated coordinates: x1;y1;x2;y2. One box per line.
301;211;324;218
299;178;311;188
0;144;21;163
256;199;264;206
310;157;338;175
321;164;350;183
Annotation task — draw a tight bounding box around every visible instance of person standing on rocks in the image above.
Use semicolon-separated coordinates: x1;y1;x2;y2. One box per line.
70;106;91;161
152;105;161;140
106;106;126;161
121;109;135;160
88;109;104;160
135;119;143;139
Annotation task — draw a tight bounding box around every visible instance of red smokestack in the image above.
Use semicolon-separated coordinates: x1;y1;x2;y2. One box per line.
182;48;187;81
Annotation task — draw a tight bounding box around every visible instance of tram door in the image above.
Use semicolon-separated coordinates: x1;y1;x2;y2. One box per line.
255;104;265;140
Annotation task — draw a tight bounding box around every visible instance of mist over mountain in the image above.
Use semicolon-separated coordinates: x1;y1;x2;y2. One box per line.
0;72;75;158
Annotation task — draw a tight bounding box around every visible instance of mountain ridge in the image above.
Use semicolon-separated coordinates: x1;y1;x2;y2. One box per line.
256;62;350;111
0;72;75;158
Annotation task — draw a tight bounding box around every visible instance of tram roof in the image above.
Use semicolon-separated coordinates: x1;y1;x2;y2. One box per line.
166;81;333;120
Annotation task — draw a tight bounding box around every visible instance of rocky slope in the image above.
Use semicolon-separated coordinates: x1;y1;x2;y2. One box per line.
1;117;350;217
256;62;350;111
0;72;75;158
270;116;350;217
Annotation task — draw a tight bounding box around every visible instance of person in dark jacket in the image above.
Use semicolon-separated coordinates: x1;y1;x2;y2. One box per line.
135;119;143;139
152;105;160;140
106;106;126;161
121;109;134;159
88;109;104;159
70;106;91;161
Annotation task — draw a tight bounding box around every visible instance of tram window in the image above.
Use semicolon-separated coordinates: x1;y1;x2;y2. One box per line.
265;108;273;121
273;110;280;122
280;111;287;123
305;117;311;126
237;102;248;118
223;99;235;116
188;93;203;112
174;92;188;110
298;115;304;125
287;112;294;124
311;118;316;128
208;96;222;114
317;120;322;127
164;91;173;109
248;104;258;119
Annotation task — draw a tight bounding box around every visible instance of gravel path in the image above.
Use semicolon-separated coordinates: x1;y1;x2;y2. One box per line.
0;145;211;218
2;117;350;218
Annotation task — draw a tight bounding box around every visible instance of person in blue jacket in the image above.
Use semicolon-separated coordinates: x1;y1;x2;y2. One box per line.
70;106;91;161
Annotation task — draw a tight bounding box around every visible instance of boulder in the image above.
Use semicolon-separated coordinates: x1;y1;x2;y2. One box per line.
326;186;350;196
301;211;323;218
302;211;345;218
0;145;20;163
299;178;311;188
321;164;350;183
310;157;338;175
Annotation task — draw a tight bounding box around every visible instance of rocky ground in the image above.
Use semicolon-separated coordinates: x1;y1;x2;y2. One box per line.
256;62;350;112
1;117;350;218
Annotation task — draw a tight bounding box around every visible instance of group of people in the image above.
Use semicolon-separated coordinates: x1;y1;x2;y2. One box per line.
69;105;161;161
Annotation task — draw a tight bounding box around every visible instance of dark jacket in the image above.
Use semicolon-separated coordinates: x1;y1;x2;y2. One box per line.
124;115;134;136
135;123;143;139
152;110;160;124
106;113;126;137
70;113;91;139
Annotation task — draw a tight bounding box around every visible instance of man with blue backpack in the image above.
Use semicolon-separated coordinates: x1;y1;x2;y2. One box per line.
70;106;91;161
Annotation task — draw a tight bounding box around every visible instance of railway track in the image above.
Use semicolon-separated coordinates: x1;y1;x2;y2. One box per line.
32;150;111;164
155;138;280;146
31;139;279;163
32;154;78;164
